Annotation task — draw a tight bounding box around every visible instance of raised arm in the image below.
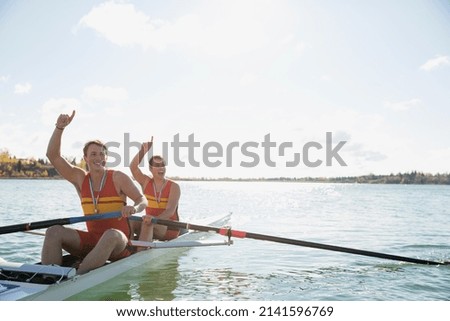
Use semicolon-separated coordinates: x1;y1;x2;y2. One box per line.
130;137;153;187
46;110;85;187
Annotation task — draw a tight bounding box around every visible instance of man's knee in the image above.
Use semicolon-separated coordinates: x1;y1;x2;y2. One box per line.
45;225;65;239
102;229;126;244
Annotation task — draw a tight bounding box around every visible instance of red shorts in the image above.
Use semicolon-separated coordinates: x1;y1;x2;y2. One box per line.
75;230;133;261
164;227;180;240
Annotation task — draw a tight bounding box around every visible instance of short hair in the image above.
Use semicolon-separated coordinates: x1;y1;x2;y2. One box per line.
83;140;108;156
149;155;166;166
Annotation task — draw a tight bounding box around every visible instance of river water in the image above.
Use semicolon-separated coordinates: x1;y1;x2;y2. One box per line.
0;179;449;300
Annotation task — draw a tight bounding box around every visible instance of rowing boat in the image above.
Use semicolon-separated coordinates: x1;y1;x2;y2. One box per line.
0;214;231;301
2;211;447;301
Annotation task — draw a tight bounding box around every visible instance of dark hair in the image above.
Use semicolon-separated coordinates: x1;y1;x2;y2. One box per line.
83;140;108;156
149;155;166;166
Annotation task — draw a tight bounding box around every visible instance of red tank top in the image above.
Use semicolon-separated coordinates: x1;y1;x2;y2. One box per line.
144;179;179;221
80;169;130;237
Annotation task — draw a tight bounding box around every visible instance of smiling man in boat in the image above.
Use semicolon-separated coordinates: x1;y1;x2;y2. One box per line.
42;110;148;274
130;138;181;244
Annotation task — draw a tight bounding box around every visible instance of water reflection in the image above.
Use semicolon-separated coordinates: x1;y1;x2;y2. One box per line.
68;255;182;301
174;268;262;300
126;262;180;301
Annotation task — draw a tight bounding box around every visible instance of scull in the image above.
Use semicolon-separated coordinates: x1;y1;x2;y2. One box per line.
0;214;231;301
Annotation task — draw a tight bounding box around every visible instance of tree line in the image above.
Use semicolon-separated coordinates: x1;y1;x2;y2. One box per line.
170;171;450;185
289;171;450;185
1;149;448;184
0;149;73;178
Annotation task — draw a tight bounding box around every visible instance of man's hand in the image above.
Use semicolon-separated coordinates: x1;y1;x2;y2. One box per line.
142;214;154;226
121;205;138;218
141;137;154;153
55;110;76;129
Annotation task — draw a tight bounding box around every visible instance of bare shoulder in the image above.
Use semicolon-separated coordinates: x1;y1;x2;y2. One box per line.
169;180;181;192
112;170;133;185
111;170;143;199
171;180;180;187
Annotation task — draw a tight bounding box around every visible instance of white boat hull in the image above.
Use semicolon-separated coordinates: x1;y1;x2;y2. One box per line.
0;214;230;301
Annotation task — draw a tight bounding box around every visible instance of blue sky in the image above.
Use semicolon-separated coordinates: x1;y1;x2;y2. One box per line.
1;0;449;179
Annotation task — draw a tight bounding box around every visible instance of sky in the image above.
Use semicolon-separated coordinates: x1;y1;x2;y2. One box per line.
1;0;449;179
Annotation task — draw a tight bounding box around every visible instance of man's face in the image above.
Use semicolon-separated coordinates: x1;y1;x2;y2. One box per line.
84;144;107;171
150;159;166;178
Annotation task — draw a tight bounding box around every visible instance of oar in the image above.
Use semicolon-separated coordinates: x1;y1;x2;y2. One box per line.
0;211;122;235
152;218;450;266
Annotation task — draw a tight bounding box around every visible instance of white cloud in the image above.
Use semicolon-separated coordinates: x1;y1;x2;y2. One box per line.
294;42;309;55
0;124;23;147
384;98;422;112
0;123;49;159
239;72;258;86
0;75;9;83
14;82;32;94
103;106;125;117
82;85;128;103
425;147;450;173
40;98;80;126
280;33;295;45
346;143;387;162
75;1;203;51
420;55;450;71
75;0;272;56
76;1;156;49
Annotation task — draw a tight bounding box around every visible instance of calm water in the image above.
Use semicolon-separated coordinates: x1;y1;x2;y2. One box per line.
0;179;449;301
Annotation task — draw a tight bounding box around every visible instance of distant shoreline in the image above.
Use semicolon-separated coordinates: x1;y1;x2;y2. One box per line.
169;174;450;185
0;176;63;180
2;151;448;184
1;173;449;185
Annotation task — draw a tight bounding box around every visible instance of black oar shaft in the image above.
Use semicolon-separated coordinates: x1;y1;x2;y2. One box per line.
240;231;443;265
153;218;447;266
0;211;122;235
0;218;71;235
